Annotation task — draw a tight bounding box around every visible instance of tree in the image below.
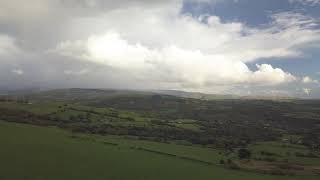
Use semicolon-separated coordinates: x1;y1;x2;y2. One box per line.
238;148;251;159
69;115;76;122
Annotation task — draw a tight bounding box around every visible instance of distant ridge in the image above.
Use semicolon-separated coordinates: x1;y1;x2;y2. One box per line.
1;88;298;101
153;90;239;100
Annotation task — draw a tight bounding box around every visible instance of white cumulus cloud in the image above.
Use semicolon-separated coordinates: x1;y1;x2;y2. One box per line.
1;0;320;95
50;8;320;89
53;31;297;87
0;34;19;57
289;0;320;6
303;88;312;95
302;76;319;83
11;69;24;75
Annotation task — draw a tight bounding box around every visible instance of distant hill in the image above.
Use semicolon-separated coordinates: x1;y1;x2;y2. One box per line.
153;90;239;100
15;88;154;102
1;88;298;102
240;95;297;101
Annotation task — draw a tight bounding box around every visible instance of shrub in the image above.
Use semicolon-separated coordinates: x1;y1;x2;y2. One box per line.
238;148;251;159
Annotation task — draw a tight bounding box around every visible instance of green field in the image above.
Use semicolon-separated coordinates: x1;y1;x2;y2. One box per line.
249;141;320;166
0;121;319;180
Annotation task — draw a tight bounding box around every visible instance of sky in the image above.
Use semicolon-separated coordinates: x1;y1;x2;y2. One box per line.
0;0;320;98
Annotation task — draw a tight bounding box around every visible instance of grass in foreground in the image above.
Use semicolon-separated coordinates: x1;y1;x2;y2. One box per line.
0;121;319;180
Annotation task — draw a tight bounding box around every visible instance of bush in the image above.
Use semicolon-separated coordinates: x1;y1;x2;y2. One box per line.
260;151;278;156
238;148;251;159
261;157;276;162
225;161;240;170
295;152;318;158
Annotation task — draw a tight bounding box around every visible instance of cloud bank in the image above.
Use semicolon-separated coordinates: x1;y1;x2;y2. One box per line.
0;0;320;96
53;31;297;87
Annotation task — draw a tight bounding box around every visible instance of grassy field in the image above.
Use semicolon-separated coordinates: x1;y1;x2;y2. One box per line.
0;101;203;130
0;121;319;180
0;101;151;125
249;141;320;166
